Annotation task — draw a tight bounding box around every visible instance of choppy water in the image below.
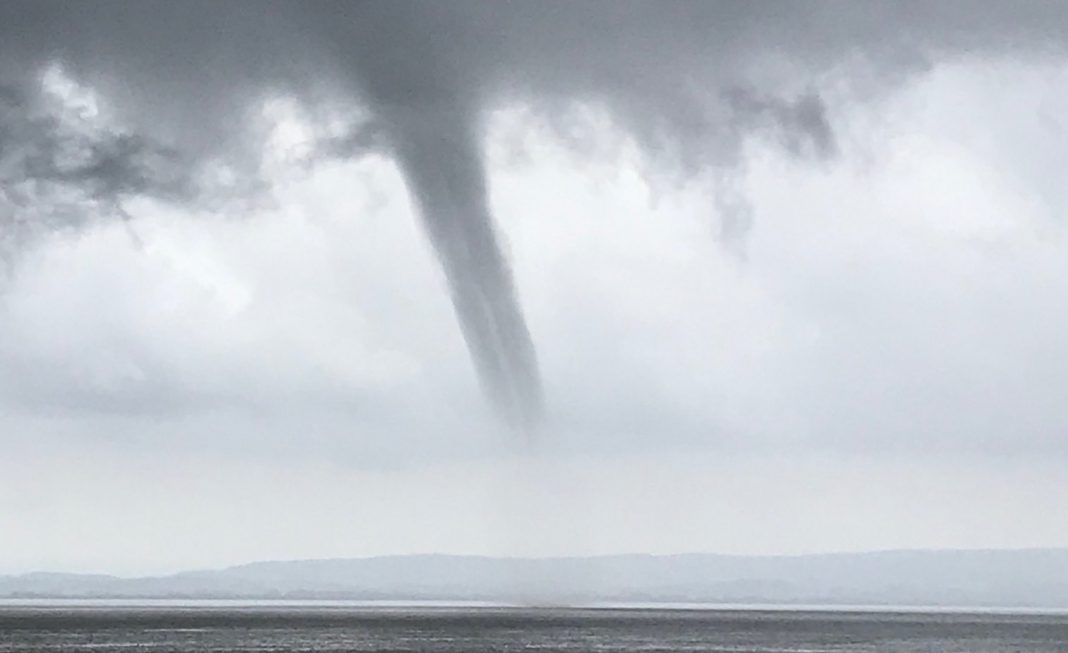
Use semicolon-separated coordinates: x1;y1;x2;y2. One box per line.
2;604;1067;652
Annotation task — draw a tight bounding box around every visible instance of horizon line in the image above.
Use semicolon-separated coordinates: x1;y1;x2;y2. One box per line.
8;545;1068;580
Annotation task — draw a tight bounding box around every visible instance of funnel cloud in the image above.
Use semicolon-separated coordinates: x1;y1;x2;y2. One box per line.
386;105;543;428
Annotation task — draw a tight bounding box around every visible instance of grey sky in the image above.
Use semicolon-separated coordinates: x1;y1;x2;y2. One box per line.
1;2;1068;575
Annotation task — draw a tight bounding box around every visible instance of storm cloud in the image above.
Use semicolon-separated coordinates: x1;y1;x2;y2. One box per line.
3;2;1067;425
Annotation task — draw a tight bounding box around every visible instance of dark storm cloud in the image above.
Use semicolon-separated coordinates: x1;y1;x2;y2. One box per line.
1;1;1067;425
0;106;188;206
0;80;192;262
3;1;1067;183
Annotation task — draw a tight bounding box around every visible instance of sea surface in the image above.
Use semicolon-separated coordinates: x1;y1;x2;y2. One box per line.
1;601;1067;652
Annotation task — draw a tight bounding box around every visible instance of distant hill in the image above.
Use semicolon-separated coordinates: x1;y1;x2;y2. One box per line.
4;549;1068;607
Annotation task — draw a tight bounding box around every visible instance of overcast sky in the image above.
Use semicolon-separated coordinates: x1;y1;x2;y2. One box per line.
2;2;1068;576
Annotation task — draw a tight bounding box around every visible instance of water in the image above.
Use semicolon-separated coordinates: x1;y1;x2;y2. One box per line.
2;603;1067;652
